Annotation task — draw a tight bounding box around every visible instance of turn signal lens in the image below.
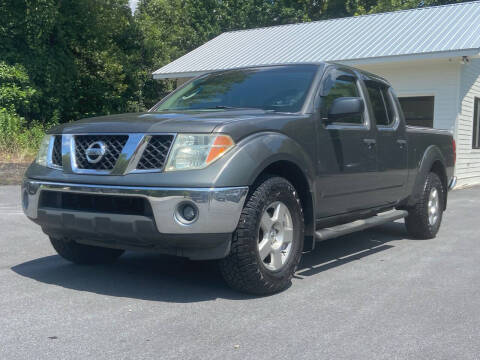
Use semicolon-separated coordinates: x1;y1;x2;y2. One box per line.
165;134;235;171
206;135;235;164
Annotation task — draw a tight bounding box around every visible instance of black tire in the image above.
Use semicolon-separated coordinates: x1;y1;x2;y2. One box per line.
50;236;125;265
219;176;304;295
405;172;445;239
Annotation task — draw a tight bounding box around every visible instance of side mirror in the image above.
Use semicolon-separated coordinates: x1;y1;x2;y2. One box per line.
327;97;364;121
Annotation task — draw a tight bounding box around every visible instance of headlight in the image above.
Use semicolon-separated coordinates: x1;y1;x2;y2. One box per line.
35;135;52;167
165;134;235;171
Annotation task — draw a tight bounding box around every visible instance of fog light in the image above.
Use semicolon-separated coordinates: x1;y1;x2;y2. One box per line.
182;205;196;221
175;202;199;225
26;181;39;195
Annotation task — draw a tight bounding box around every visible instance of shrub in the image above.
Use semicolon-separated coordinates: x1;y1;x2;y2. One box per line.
0;62;48;162
0;108;56;162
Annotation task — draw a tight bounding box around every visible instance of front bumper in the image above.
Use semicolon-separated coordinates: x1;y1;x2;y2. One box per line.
22;179;248;259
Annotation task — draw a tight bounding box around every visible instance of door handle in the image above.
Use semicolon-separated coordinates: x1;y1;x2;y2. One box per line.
397;139;407;148
363;138;376;149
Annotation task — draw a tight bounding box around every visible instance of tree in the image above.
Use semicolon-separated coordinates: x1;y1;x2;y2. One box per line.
0;0;142;122
0;0;470;125
347;0;470;14
0;62;37;116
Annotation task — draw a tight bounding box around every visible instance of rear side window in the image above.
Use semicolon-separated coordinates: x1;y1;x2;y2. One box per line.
322;71;362;124
365;81;396;127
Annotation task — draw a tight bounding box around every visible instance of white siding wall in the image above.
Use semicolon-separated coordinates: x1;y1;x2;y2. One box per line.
357;59;460;132
457;58;480;187
357;59;480;187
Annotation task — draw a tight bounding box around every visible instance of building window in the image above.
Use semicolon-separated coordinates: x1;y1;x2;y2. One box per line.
473;97;480;149
398;96;434;128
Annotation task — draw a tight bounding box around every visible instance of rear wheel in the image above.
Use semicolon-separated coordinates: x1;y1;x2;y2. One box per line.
50;236;125;265
405;172;444;239
219;176;304;295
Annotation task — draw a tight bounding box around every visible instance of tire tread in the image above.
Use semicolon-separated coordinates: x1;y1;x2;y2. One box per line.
219;176;304;295
405;172;444;239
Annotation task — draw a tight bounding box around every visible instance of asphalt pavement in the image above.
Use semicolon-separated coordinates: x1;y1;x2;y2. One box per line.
1;185;479;359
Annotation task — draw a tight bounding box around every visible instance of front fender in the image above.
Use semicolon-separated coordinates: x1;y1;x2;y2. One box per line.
211;132;316;189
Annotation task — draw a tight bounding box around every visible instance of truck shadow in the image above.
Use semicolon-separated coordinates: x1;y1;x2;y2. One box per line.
296;221;407;278
11;222;409;302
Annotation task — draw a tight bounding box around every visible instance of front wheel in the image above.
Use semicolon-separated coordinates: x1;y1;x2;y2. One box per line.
405;172;445;239
219;176;304;295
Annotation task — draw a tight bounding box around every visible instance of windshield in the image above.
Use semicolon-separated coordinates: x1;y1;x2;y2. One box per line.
152;65;318;113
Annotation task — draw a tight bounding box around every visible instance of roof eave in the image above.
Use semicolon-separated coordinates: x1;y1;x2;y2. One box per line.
152;49;480;79
153;71;207;80
337;49;480;66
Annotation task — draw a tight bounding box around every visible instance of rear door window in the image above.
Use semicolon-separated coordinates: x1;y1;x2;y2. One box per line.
365;80;396;127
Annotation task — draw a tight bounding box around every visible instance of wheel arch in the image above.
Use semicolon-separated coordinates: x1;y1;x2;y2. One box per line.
254;160;315;243
408;145;448;210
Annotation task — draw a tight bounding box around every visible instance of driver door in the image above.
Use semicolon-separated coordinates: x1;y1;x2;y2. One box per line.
315;67;380;218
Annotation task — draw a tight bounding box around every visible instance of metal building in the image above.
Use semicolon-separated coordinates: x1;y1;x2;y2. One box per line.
154;1;480;187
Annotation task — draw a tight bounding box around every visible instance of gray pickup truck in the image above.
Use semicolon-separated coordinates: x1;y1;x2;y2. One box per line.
22;63;456;294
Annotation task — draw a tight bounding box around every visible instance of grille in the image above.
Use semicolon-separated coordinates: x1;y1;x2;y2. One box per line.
51;135;62;167
39;191;153;217
74;135;128;170
136;135;174;170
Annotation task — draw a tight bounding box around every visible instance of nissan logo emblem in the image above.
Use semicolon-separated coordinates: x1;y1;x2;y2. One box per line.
85;141;107;164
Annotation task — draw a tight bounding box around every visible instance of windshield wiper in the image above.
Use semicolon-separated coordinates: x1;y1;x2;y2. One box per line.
155;106;273;112
204;106;260;110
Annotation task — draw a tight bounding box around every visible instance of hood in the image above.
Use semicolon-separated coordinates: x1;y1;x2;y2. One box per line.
49;110;279;135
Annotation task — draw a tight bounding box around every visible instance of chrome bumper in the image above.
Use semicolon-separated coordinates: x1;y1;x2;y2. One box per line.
22;180;248;234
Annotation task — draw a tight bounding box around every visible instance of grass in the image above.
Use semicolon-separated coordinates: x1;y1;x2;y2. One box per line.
0;151;35;164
